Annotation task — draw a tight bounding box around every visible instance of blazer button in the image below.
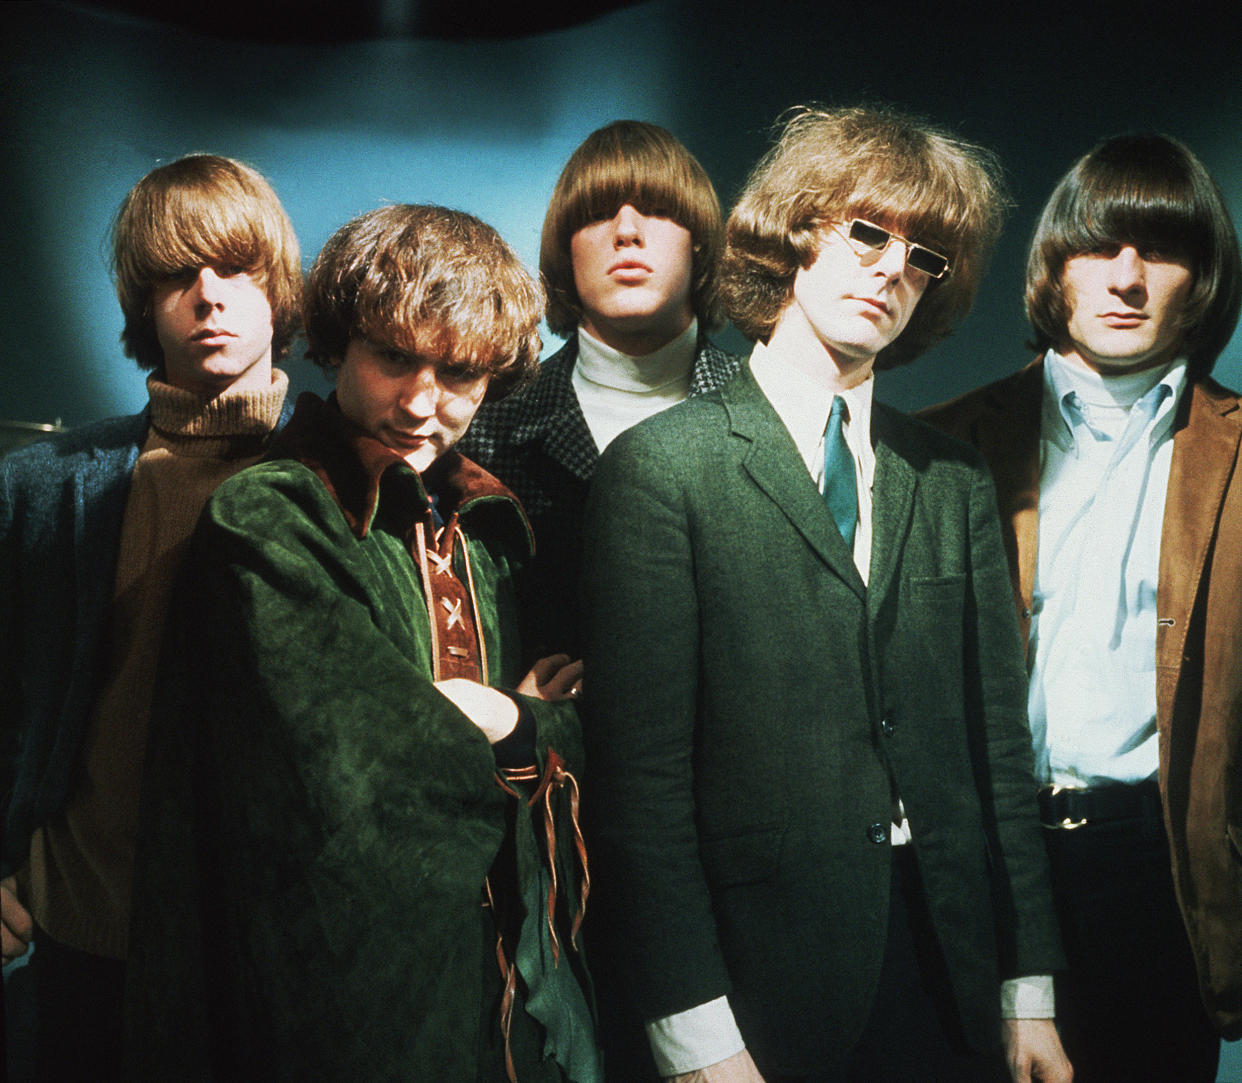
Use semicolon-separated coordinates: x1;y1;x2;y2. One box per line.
1021;607;1032;621
880;714;895;737
867;822;888;845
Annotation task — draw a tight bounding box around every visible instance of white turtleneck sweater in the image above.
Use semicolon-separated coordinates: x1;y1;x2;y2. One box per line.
570;318;699;452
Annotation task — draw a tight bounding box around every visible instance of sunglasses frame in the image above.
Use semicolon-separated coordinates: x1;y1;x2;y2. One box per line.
832;218;951;280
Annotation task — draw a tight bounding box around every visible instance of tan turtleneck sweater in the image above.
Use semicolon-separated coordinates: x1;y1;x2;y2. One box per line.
25;370;288;960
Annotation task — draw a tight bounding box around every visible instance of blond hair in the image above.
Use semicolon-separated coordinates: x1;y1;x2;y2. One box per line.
540;120;724;335
721;105;1005;368
112;154;301;370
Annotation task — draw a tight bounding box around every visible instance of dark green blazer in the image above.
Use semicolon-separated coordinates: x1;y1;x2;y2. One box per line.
581;365;1062;1074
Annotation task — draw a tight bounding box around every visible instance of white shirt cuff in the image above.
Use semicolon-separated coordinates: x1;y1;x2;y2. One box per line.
1001;974;1056;1019
645;996;746;1076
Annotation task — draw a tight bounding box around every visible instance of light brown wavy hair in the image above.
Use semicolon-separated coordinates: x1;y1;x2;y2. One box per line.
112;154;302;371
540;120;725;336
305;204;544;401
721;105;1005;368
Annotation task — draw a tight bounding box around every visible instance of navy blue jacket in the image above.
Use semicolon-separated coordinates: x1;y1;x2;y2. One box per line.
0;399;291;878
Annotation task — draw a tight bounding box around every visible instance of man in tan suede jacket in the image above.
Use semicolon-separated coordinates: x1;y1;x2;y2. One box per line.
923;133;1242;1082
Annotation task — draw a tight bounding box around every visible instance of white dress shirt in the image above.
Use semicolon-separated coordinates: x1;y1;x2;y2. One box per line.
1028;350;1188;787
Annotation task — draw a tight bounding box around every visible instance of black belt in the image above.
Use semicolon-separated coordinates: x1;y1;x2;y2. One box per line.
1037;779;1161;830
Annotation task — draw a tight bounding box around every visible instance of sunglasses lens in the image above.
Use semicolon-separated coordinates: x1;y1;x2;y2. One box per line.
848;220;891;251
907;247;949;278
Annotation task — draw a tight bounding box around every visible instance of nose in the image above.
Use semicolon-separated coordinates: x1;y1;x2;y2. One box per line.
612;204;644;247
397;364;440;418
873;237;911;280
1108;246;1147;294
190;266;226;309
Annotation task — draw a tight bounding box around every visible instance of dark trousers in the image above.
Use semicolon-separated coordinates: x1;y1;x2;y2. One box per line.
770;846;1007;1083
21;928;126;1082
1044;802;1219;1083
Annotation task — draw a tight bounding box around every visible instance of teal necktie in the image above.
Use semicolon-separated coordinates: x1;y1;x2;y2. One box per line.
822;395;858;548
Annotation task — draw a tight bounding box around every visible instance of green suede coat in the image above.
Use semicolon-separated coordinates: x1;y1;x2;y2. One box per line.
126;395;599;1081
581;366;1064;1075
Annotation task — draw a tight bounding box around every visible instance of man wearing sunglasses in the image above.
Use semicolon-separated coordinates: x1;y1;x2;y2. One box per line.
924;134;1242;1082
582;106;1069;1082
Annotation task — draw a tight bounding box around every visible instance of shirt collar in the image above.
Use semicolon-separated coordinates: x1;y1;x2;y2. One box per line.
749;338;875;478
1042;349;1188;451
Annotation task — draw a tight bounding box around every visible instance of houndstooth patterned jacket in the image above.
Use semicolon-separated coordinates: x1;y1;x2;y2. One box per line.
458;332;741;660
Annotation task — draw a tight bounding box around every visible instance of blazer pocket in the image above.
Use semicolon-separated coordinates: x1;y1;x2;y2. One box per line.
909;573;967;601
699;822;785;888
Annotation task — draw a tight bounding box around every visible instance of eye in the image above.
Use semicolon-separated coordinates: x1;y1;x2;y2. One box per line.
439;364;480;389
380;347;412;367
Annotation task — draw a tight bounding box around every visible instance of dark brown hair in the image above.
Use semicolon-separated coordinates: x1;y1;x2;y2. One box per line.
1025;133;1241;377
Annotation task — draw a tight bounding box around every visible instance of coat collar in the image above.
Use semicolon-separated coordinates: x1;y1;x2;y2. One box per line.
268;392;533;553
722;365;868;599
1158;376;1242;668
494;333;740;479
953;359;1045;614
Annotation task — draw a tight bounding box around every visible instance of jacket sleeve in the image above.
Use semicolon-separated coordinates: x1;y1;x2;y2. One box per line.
579;427;733;1021
127;463;569;1079
962;463;1064;979
0;454;21;862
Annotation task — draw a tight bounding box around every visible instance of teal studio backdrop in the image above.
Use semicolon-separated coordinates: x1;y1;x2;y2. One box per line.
3;1;1242;1073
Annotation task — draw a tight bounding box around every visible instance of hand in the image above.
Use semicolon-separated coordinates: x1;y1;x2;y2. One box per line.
434;678;519;744
2;875;33;965
517;653;583;703
1003;1018;1073;1083
666;1048;766;1083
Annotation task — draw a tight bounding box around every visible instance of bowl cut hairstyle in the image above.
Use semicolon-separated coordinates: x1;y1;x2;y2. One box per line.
305;204;544;402
721;105;1005;369
540;120;725;336
112;154;302;371
1025;133;1242;378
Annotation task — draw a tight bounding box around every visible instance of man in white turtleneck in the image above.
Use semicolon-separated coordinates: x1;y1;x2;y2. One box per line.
924;133;1242;1082
0;154;300;1079
458;120;739;662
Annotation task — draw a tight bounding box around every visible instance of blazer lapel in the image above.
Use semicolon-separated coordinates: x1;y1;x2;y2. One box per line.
1157;378;1242;673
73;419;144;661
724;368;866;599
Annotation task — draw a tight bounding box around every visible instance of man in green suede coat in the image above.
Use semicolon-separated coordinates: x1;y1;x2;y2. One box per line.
128;205;600;1081
582;108;1068;1082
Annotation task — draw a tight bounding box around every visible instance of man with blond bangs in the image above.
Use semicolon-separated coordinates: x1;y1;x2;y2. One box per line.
923;134;1242;1081
582;107;1069;1082
1;153;299;1078
127;205;599;1080
460;120;739;661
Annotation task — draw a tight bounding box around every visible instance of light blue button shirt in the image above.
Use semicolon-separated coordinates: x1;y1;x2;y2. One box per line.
1027;350;1188;787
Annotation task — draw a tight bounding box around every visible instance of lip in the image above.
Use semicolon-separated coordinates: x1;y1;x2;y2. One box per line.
384;429;432;449
1100;312;1147;326
852;296;891;316
191;328;236;343
607;258;653;280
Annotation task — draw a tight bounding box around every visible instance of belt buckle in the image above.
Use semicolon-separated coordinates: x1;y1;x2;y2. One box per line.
1041;784;1087;831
